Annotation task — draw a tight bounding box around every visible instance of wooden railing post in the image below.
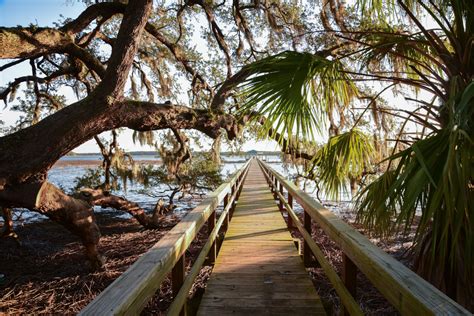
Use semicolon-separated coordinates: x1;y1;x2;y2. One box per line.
230;184;236;219
273;177;278;199
206;210;216;265
279;182;284;211
172;254;186;316
342;254;357;316
303;209;312;267
237;174;244;199
223;193;229;232
253;160;471;316
287;193;294;229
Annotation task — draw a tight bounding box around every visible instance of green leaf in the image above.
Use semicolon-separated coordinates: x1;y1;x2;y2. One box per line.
238;51;357;144
312;129;374;199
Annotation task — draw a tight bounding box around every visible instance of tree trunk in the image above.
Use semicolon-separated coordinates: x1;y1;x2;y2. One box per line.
349;177;358;199
0;0;153;267
0;0;243;268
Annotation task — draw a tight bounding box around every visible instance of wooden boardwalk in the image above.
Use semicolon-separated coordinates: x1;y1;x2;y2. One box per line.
81;159;469;316
198;160;325;315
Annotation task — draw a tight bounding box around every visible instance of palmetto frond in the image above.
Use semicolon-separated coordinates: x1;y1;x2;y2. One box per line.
233;0;474;302
358;30;442;82
356;0;418;21
313;129;374;198
357;82;474;284
238;51;357;143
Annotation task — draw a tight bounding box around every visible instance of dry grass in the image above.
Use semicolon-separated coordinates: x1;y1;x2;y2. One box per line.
0;211;180;315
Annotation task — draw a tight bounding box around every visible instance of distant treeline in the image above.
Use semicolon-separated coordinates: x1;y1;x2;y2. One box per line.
67;150;282;157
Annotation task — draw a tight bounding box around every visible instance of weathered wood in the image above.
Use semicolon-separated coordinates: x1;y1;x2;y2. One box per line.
273;177;278;199
230;184;236;219
260;164;363;316
206;210;216;265
287;193;294;229
80;160;251;316
278;182;284;211
196;300;326;316
172;254;186;316
198;160;325;316
342;254;357;316
259;160;470;315
167;168;250;316
303;209;313;267
222;193;229;232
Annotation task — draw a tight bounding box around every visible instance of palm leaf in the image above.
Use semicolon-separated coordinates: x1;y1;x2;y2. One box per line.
356;0;418;20
238;51;357;144
356;125;473;280
312;129;374;199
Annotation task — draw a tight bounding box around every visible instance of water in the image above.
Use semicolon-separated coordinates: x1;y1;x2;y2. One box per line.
262;161;355;220
60;154;159;161
9;155;354;224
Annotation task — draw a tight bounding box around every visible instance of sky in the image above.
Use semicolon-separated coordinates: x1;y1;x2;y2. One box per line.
0;0;280;153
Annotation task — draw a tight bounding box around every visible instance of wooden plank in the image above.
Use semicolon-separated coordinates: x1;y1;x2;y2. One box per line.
80;160;251;316
217;242;296;250
205;273;315;285
197;305;327;316
207;210;216;264
206;276;316;288
287;193;294;228
197;160;324;316
167;167;251;316
202;286;319;300
223;233;293;241
212;263;308;274
259;160;470;315
214;256;305;265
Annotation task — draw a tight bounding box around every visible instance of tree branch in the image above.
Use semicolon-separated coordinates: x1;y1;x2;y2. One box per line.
61;2;125;35
93;0;153;99
0;67;77;104
0;100;240;187
0;27;74;59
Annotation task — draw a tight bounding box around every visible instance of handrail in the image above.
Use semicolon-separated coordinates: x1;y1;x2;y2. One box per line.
258;160;363;315
167;161;250;316
257;159;470;315
80;159;251;316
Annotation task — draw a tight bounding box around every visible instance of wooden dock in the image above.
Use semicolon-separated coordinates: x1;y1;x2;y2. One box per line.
197;160;325;315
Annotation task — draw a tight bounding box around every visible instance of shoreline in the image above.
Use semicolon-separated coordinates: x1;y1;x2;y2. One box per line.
52;159;248;168
52;159;162;168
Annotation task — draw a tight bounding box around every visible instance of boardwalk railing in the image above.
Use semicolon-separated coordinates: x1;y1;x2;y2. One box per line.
258;159;470;315
80;159;251;316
